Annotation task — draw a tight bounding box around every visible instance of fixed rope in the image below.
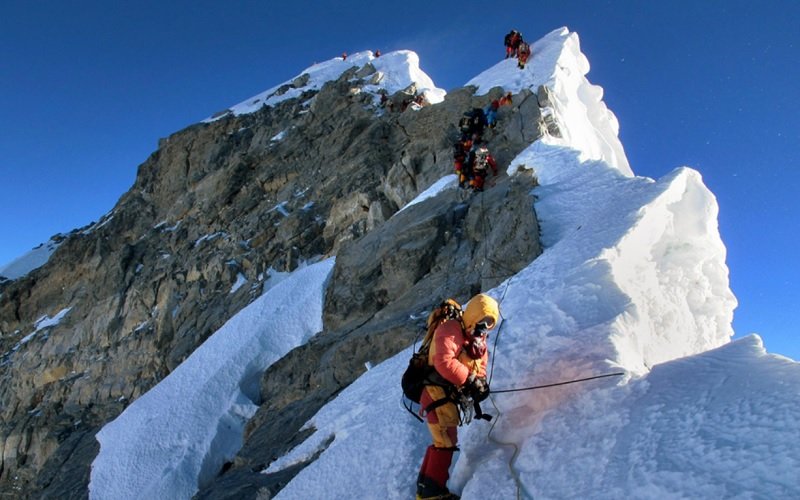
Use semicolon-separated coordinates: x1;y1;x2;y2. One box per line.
491;371;626;394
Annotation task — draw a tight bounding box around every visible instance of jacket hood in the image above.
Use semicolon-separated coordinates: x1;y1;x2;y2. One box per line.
463;293;500;331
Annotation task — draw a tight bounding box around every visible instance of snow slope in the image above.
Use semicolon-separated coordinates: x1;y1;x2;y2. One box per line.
89;259;335;499
518;335;800;499
0;237;61;280
87;26;799;500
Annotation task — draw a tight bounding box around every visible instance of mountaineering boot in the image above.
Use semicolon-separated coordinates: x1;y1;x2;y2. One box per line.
416;446;457;499
417;475;458;499
416;493;460;500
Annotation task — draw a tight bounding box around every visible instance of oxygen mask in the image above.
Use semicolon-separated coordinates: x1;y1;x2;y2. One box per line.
473;320;492;338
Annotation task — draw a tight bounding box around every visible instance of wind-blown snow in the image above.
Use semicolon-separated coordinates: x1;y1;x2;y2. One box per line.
205;49;445;121
89;258;335;500
86;26;799;500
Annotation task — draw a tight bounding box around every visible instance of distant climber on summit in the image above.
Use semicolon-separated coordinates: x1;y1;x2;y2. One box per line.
517;41;532;69
504;30;522;59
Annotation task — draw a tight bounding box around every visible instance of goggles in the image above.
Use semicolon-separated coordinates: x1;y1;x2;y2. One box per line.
473;319;495;337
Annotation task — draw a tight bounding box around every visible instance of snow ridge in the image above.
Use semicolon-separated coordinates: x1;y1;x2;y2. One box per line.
469;27;631;176
204;50;445;121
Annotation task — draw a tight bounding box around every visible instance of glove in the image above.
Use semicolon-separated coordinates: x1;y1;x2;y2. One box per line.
465;373;490;403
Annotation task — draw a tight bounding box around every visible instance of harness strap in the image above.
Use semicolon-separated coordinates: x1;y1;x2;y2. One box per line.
422;397;453;416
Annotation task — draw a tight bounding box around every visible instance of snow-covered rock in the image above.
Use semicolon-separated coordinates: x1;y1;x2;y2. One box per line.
205;49;445;121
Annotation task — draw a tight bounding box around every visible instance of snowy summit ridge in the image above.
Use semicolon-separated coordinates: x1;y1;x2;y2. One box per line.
468;27;631;176
88;27;800;500
205;49;445;121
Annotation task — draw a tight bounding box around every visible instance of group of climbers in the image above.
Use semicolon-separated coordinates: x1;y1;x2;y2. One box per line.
376;29;538;500
504;29;532;69
452;133;497;192
452;91;512;192
407;30;538;499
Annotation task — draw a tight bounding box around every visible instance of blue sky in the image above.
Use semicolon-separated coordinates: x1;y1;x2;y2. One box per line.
1;1;798;358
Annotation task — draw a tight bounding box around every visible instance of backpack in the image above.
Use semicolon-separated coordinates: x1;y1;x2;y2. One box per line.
458;115;472;133
401;299;463;405
473;147;490;172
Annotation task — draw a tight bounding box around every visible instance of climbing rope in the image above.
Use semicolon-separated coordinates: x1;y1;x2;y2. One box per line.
491;372;626;394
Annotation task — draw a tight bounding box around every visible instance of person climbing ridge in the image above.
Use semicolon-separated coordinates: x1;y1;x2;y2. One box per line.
517;41;531;69
416;294;500;500
503;30;522;59
458;108;488;143
453;136;474;189
483;99;500;129
467;141;498;192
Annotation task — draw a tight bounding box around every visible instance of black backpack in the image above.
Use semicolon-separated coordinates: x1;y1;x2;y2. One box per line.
401;346;431;404
459;115;472;133
401;299;463;405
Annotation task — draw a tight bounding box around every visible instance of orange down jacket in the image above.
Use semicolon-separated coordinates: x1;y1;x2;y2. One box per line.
427;319;486;387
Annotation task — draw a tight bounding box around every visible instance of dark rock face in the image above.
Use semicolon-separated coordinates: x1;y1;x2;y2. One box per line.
0;60;547;498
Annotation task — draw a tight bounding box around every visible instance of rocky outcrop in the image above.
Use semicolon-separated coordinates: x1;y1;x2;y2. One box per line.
0;60;548;498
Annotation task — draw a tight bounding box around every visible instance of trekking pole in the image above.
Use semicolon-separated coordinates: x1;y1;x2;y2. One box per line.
490;371;625;394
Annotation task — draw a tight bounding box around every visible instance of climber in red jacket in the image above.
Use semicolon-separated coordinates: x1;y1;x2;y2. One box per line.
504;30;522;59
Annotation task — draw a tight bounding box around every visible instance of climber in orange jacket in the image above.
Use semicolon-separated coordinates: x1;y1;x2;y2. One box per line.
416;294;500;500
